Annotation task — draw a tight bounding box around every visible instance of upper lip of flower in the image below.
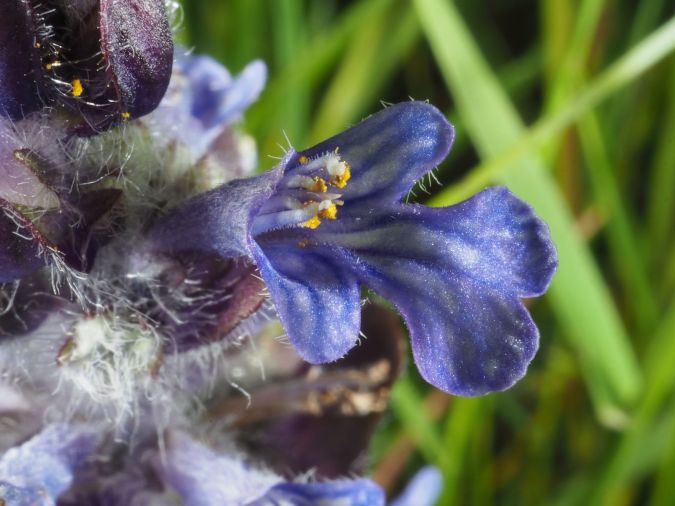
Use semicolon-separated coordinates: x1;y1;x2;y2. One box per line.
148;101;558;396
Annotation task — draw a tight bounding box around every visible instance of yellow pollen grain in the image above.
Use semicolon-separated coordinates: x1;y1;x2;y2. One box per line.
121;111;131;119
319;203;338;220
332;164;351;189
299;155;309;165
71;79;84;97
45;60;59;71
311;177;328;193
303;216;322;229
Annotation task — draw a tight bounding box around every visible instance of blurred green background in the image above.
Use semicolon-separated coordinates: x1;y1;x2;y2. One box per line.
177;1;675;504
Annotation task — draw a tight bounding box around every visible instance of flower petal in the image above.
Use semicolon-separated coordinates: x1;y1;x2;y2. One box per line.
390;466;443;506
146;169;283;258
235;303;405;477
296;102;454;204
357;256;539;395
0;481;52;506
98;0;173;119
329;187;557;297
152;431;281;506
251;241;361;363
180;55;267;131
321;190;552;394
255;479;385;506
0;424;100;503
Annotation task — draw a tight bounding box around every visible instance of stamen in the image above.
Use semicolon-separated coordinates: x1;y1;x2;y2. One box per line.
318;201;338;220
303;216;322;229
71;78;84;97
331;163;351;188
253;150;350;235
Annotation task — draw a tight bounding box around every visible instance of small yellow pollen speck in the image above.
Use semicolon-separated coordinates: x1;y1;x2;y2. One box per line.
121;111;131;119
71;79;84;97
311;177;328;193
319;203;338;220
45;61;58;71
34;41;41;48
303;216;322;229
299;155;309;165
331;163;351;189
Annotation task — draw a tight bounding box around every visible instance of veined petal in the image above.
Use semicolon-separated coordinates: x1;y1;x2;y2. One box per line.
251;241;361;363
357;256;538;395
325;187;556;297
296;102;454;204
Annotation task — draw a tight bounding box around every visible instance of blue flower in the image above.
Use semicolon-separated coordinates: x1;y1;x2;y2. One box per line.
0;424;101;505
148;101;557;395
148;51;267;157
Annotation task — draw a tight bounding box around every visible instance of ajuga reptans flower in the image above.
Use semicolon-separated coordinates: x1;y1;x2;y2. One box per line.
149;101;558;396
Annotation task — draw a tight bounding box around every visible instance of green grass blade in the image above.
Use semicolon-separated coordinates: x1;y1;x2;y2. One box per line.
590;300;675;502
271;0;309;142
438;397;487;506
309;4;419;143
246;0;393;155
647;60;675;266
577;111;658;335
430;14;675;203
414;0;643;413
389;377;447;468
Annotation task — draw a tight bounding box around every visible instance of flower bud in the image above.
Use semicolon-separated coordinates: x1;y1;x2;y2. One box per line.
0;0;173;131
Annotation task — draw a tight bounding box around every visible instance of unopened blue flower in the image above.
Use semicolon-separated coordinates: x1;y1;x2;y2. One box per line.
148;101;557;396
149;51;267;156
0;424;100;505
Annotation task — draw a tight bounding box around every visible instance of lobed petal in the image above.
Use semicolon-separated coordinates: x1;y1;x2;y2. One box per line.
179;54;267;132
356;256;539;395
296;102;454;205
328;187;557;297
97;0;174;120
251;241;361;363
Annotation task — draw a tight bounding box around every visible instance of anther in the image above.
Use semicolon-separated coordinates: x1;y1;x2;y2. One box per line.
71;79;84;97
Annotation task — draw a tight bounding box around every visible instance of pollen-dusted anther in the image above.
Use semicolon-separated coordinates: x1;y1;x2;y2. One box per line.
318;201;338;220
70;79;84;97
303;216;322;229
311;177;328;193
251;151;350;235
